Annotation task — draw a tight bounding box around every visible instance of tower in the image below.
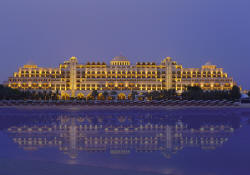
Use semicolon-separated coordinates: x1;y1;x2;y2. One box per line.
161;57;173;90
69;56;78;97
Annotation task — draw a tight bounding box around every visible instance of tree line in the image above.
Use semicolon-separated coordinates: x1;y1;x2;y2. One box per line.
181;86;241;100
0;84;244;101
0;85;59;100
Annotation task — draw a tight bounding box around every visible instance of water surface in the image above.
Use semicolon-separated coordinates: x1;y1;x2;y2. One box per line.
0;107;250;175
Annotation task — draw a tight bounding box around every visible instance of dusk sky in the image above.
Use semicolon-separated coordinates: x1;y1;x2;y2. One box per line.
0;0;250;89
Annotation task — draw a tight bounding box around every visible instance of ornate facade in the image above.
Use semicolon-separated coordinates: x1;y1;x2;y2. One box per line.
8;56;235;98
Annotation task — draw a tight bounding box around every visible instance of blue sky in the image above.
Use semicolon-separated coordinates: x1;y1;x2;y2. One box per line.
0;0;250;89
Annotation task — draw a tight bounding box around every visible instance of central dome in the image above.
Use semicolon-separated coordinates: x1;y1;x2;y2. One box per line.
205;61;212;66
112;55;128;61
110;55;130;66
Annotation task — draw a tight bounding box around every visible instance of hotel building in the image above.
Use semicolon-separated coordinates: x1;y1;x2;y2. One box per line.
8;56;236;99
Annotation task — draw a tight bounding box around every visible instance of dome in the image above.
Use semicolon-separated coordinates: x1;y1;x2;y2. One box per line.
69;56;78;63
26;60;35;65
202;62;216;69
70;56;77;60
205;61;212;65
112;55;128;61
110;55;130;66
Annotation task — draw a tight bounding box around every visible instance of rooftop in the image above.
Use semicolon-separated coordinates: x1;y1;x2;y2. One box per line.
112;55;129;62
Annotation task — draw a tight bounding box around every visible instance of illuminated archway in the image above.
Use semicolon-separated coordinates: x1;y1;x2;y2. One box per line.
128;93;133;100
107;96;113;100
86;93;93;100
97;93;105;100
128;91;138;100
138;92;144;101
77;93;84;99
61;93;70;100
117;93;126;100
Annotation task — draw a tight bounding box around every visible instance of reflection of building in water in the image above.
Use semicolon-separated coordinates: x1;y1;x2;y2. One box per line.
7;114;236;159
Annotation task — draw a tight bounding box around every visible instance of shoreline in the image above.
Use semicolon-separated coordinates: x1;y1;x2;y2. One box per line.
1;103;250;110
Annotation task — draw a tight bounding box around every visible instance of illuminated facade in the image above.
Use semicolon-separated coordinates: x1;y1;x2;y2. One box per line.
8;56;236;98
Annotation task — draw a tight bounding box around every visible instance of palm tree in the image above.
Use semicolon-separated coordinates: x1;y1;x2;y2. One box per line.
110;91;117;100
131;91;138;100
230;85;241;100
55;89;60;100
149;91;161;100
47;90;52;100
30;91;36;100
160;90;176;100
91;90;99;100
37;91;43;100
183;86;203;100
103;91;109;100
42;90;47;100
